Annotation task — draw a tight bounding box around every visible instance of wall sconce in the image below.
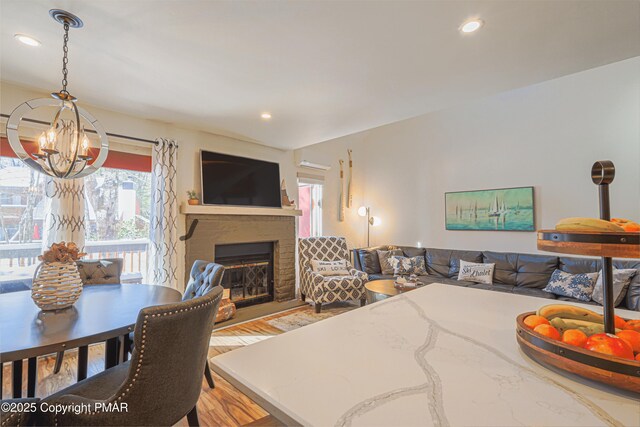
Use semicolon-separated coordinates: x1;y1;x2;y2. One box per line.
358;206;381;247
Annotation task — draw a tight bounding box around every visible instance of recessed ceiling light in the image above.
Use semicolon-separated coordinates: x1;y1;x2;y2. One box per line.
261;112;272;119
14;34;41;46
460;19;484;34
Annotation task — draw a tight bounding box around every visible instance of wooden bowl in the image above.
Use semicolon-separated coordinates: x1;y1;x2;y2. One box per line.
516;312;640;394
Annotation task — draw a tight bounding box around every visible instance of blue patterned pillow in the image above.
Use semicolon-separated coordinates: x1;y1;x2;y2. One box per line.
390;256;427;276
543;269;599;302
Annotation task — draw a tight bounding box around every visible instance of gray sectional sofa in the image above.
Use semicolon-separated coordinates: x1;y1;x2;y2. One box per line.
352;245;640;311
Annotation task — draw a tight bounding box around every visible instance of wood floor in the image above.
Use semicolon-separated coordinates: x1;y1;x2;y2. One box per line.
1;303;351;426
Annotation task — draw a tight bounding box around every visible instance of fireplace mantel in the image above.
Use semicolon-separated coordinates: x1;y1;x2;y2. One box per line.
180;204;302;217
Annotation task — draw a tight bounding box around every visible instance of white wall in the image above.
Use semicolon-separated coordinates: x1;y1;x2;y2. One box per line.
1;81;297;289
295;57;640;254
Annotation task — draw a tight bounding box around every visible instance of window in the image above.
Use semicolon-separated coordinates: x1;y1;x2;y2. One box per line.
0;158;46;286
298;176;323;238
0;136;152;286
83;167;152;283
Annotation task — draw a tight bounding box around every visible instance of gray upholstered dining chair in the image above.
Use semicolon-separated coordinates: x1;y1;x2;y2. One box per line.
53;258;123;374
182;260;226;389
0;398;39;427
37;284;224;426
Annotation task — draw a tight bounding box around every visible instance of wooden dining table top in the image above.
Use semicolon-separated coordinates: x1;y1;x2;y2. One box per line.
0;284;181;362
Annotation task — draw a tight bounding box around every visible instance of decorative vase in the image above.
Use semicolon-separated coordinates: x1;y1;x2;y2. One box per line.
31;261;83;311
188;198;200;205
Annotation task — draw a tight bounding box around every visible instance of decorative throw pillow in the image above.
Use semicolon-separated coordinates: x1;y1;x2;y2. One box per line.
591;268;637;306
457;260;495;285
543;269;598;302
311;259;350;276
390;256;427;276
377;249;403;275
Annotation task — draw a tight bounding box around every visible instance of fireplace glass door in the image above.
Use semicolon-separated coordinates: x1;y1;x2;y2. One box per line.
215;242;274;308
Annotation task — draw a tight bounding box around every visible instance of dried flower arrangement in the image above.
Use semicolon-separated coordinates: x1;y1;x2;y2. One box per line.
39;241;87;263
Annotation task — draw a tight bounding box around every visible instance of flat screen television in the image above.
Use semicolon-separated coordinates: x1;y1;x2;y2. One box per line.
200;150;281;208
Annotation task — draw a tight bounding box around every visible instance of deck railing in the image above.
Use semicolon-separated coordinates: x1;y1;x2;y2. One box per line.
0;239;149;276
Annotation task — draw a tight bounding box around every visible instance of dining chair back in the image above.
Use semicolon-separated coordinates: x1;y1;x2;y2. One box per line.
53;258;124;374
39;284;224;426
182;260;226;388
77;258;123;284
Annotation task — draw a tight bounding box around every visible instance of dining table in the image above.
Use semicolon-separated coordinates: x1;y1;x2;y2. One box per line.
0;283;181;399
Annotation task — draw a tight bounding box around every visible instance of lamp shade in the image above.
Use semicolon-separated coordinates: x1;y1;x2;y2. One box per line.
371;216;382;227
357;206;368;217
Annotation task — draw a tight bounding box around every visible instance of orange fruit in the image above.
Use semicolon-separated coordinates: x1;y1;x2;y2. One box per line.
561;329;588;348
585;333;634;360
524;315;550;330
614;315;628;330
636;353;640;362
534;324;561;340
622;222;640;232
624;319;640;333
616;330;640;353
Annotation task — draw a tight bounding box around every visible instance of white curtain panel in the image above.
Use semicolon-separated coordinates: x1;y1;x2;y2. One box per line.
148;138;179;288
42;177;86;250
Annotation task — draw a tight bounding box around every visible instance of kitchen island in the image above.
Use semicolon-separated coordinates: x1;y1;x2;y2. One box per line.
211;284;640;426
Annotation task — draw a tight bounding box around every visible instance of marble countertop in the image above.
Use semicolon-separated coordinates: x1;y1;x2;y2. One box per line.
211;284;640;426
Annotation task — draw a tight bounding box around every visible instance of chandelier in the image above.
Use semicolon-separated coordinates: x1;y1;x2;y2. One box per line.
6;9;108;179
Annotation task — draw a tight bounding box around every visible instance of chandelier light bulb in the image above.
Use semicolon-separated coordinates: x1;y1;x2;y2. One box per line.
38;133;47;149
47;128;57;144
81;134;89;154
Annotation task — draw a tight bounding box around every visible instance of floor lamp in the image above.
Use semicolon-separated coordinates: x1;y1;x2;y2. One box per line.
358;206;381;247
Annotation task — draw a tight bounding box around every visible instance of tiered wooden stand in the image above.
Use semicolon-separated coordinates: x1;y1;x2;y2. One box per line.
516;161;640;394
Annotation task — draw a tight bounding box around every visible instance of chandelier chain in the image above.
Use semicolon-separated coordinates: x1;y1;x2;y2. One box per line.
61;22;70;95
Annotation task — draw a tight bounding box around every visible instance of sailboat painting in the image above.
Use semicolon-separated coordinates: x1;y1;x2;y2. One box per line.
445;187;535;231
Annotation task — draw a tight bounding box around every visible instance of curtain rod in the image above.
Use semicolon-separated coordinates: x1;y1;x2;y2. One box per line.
0;113;159;145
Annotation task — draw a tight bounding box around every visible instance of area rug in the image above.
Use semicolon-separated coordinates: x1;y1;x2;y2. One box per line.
265;302;357;332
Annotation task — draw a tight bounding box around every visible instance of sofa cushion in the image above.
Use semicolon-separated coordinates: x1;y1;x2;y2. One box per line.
355;245;397;274
425;248;483;278
377;249;403;275
457;260;495;285
543;269;598;302
591;268;637;307
626;280;640;311
614;259;640;311
399;246;426;259
483;251;558;288
390;255;427;276
559;257;600;274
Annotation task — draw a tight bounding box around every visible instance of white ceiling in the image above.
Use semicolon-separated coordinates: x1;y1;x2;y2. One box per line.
1;1;639;150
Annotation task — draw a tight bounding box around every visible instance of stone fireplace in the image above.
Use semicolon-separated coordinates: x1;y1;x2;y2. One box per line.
183;208;298;303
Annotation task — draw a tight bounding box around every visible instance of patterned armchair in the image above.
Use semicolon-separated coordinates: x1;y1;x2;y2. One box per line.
299;236;368;313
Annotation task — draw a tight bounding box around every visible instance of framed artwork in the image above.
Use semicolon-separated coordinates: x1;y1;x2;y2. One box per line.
445;186;535;231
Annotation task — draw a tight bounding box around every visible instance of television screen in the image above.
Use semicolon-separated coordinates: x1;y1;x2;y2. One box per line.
200;151;281;208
